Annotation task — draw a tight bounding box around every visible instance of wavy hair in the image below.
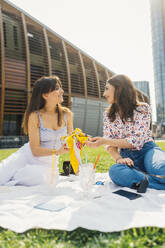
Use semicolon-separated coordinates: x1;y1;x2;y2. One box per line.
22;75;68;134
106;74;140;123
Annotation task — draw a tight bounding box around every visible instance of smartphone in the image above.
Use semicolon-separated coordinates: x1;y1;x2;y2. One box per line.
113;189;142;200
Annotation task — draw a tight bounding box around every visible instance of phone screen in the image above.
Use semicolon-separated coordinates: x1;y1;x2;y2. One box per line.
113;189;142;200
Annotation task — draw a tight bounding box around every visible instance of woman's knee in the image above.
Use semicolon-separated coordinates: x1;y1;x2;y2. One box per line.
144;148;165;184
109;163;123;184
109;163;146;187
144;148;165;172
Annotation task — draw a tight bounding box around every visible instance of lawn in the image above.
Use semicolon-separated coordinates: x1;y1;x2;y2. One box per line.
0;142;165;248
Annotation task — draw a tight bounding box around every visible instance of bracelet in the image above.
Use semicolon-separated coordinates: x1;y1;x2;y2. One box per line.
116;157;122;163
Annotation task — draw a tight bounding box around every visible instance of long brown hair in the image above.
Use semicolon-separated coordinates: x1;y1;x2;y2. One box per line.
136;89;150;105
22;75;69;134
106;74;140;123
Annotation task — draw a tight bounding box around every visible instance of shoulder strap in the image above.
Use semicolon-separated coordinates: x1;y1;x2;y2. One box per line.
36;111;44;128
64;112;67;124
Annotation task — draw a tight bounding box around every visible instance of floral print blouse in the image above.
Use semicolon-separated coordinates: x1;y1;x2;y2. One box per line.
103;103;153;150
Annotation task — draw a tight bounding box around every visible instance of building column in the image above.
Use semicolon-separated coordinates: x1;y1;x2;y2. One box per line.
0;5;5;136
62;40;71;108
21;13;31;105
105;69;109;80
43;28;52;76
78;51;87;98
93;61;101;99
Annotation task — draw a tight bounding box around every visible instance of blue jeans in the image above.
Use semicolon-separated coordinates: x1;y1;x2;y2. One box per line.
109;141;165;190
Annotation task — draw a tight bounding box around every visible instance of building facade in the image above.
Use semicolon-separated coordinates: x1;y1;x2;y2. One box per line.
0;0;151;145
150;0;165;122
133;81;150;99
0;0;114;138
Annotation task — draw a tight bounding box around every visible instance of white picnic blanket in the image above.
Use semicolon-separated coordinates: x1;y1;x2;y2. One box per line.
0;173;165;233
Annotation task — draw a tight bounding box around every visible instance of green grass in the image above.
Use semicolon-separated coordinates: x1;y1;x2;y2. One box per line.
0;142;165;248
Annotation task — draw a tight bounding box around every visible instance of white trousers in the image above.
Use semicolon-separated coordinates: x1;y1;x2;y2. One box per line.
0;143;59;186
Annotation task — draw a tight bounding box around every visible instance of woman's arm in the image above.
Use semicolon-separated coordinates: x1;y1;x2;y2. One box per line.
86;137;134;149
105;138;134;148
87;103;151;150
106;146;134;166
66;111;73;135
107;146;121;161
101;110;133;148
28;112;68;157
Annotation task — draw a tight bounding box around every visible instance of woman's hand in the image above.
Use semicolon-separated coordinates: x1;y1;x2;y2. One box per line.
116;157;134;167
85;137;106;148
56;145;69;155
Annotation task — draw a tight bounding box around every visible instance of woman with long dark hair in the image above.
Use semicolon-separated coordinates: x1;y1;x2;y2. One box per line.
86;74;165;191
0;75;73;186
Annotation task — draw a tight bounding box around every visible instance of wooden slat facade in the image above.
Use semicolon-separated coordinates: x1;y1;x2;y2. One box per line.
61;40;71;108
0;5;5;135
0;0;114;136
47;32;69;93
43;27;52;76
21;13;31;105
82;54;99;98
66;44;85;97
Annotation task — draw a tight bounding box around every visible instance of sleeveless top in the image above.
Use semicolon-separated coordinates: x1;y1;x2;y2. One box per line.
37;112;67;150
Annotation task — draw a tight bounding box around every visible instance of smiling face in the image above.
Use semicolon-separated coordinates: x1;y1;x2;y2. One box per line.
103;83;115;104
58;86;64;104
42;83;64;106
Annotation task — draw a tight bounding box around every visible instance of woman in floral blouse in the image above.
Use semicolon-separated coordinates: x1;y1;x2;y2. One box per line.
86;74;165;191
